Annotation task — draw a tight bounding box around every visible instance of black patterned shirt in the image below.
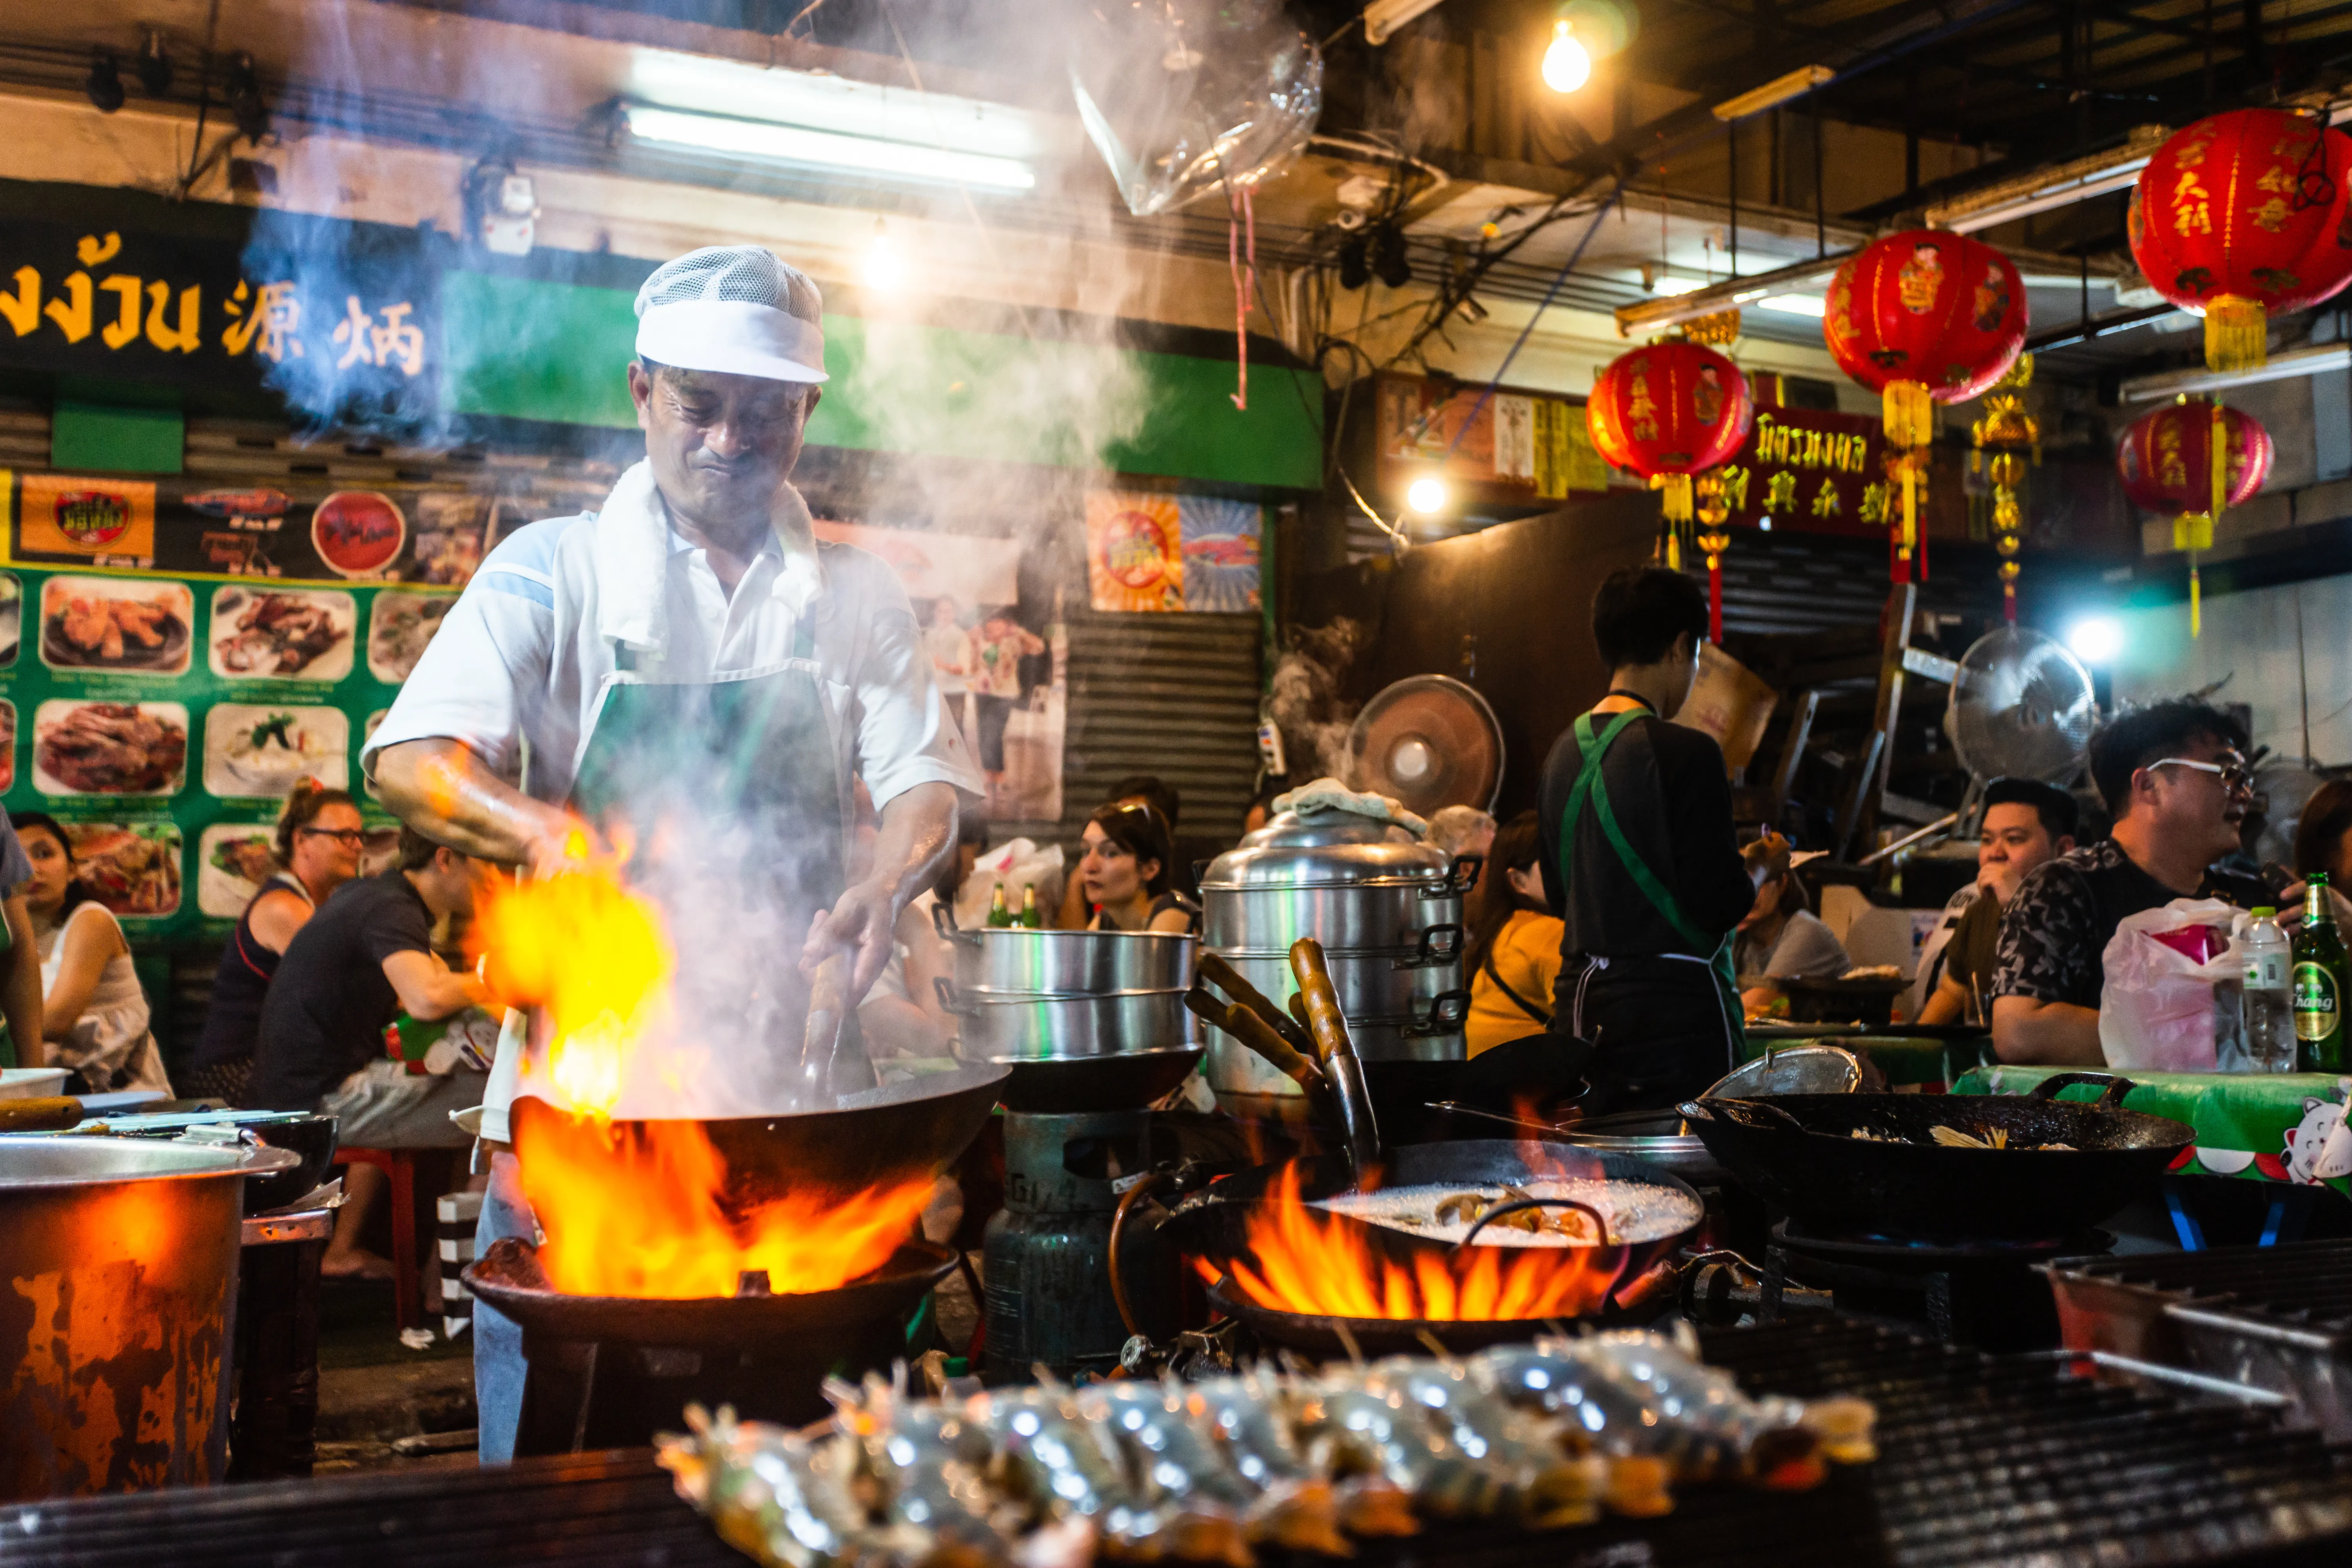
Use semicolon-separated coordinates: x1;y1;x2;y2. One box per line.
1991;838;2268;1011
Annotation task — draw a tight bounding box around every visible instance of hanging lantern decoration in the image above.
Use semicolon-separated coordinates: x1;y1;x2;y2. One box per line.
1824;230;2028;582
1970;354;2040;624
2127;108;2352;374
1694;472;1733;643
1586;337;1753;578
2115;396;2273;637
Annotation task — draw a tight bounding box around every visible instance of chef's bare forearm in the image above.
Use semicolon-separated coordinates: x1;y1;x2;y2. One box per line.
1991;993;2104;1065
373;738;572;867
866;782;958;912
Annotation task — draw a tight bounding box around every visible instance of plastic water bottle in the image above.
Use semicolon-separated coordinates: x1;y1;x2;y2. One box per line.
2242;907;2296;1073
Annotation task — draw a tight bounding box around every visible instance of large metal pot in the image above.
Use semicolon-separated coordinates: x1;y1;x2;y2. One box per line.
936;978;1200;1062
1200;811;1475;1099
1;1136;298;1499
932;904;1198;995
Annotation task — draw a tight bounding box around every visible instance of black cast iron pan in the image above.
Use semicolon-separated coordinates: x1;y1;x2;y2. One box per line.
509;1061;1008;1201
1680;1071;2193;1241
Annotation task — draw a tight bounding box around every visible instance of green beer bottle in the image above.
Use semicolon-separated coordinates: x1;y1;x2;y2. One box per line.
1017;885;1040;929
2291;873;2347;1072
986;882;1013;929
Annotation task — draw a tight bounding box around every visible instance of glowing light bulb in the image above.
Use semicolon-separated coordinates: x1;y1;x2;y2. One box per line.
863;223;905;290
1406;475;1448;515
1542;20;1590;93
2066;615;2123;664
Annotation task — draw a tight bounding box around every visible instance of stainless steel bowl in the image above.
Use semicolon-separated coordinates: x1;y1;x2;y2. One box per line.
1706;1043;1870;1098
937;979;1199;1063
934;905;1198;995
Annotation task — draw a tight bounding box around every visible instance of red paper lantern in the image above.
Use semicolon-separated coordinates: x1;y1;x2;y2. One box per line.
1587;339;1750;631
1586;338;1752;526
1825;230;2029;441
2128;109;2352;374
2116;396;2274;636
1824;230;2027;581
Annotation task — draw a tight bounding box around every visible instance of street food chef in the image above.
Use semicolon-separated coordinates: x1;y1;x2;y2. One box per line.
1537;567;1789;1112
362;244;982;1461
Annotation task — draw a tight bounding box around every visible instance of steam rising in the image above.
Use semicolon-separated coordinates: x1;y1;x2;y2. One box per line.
263;3;1278;1115
1269;618;1372;783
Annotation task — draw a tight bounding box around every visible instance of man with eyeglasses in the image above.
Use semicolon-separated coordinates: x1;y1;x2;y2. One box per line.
1990;698;2269;1065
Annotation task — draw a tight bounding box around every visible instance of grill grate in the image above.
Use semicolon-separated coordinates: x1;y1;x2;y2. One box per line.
8;1319;2351;1568
2045;1239;2352;1338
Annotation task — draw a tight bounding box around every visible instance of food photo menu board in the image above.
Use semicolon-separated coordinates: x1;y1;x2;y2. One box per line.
0;470;490;941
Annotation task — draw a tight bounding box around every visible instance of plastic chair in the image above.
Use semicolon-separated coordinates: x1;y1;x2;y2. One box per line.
337;1146;421;1330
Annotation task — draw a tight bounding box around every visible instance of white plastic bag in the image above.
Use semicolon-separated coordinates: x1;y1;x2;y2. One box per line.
2098;898;2245;1071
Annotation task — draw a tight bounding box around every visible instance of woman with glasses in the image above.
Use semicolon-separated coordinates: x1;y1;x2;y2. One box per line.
185;778;367;1103
13;813;169;1096
1079;800;1197;934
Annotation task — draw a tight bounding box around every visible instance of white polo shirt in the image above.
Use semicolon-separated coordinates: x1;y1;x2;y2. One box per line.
363;467;982;1139
362;483;981;815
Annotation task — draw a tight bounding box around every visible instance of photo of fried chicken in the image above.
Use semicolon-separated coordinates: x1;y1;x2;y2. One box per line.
40;578;193;675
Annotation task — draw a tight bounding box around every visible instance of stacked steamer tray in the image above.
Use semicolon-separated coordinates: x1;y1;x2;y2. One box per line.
931;904;1203;1382
1197;810;1478;1127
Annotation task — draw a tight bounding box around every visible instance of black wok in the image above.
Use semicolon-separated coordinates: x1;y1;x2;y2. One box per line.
508;1061;1008;1201
1680;1071;2194;1241
1151;1139;1700;1321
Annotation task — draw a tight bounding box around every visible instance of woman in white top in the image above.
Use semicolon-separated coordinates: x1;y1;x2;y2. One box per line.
15;813;167;1096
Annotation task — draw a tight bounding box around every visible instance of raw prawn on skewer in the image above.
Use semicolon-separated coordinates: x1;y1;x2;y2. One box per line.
1078;1381;1255;1568
1372;1357;1608;1529
1185;1371;1356;1554
826;1371;1022;1568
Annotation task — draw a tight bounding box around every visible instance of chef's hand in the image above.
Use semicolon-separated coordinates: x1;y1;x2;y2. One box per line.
522;814;604;882
802;878;899;1002
1742;831;1793;885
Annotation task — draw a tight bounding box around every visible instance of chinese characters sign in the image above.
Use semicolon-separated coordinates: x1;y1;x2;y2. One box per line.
0;213;437;409
1711;405;1892;539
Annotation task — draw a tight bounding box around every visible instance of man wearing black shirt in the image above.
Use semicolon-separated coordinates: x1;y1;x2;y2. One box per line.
1538;568;1789;1109
1991;698;2267;1065
250;828;490;1279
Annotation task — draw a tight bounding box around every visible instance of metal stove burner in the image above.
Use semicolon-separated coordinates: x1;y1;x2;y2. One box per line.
463;1236;954;1455
1762;1220;2112;1351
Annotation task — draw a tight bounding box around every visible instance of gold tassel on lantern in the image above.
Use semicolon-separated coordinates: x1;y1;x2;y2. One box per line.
2203;295;2267;374
1695;471;1731;643
1972;367;2039;625
1651;472;1695;522
1989;452;2026;624
2168;398;2234;637
1882;379;1936;448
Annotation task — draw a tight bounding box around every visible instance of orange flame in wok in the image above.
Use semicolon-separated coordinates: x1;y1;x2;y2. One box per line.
513;1109;933;1299
1213;1165;1624;1321
476;844;931;1301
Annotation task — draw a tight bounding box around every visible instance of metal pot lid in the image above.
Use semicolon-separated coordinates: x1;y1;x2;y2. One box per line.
1201;810;1451;889
0;1134;299;1190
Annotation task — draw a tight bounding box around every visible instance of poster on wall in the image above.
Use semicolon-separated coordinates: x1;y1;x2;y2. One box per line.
1375;374;1612;503
815;517;1062;826
0;466;492;942
1083;488;1263;615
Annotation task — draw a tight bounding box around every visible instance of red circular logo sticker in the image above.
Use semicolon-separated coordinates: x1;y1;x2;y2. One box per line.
1100;509;1171;591
311;491;407;577
54;490;131;547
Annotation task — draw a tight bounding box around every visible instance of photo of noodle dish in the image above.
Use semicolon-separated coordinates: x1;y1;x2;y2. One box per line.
198;822;280;918
33;700;188;796
203;703;349;798
367;592;456;682
208;585;356;681
1311;1178;1703;1247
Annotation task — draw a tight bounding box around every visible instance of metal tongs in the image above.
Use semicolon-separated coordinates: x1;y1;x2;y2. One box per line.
1185;942;1383;1182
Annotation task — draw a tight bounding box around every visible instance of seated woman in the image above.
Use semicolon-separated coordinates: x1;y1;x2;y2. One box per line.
185;779;366;1103
1734;867;1850;1016
1080;801;1197;933
15;813;169;1096
1464;812;1563;1057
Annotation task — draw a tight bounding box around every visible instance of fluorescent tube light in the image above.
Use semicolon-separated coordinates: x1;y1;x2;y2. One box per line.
1755;293;1827;316
1648;276;1709;296
621;103;1036;191
2120;342;2352;402
1712;65;1834;121
626;54;1043;162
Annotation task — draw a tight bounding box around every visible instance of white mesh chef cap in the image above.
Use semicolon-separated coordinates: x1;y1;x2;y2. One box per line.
633;245;828;384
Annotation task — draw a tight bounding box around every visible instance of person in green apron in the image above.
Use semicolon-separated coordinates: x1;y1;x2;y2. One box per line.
0;809;41;1069
364;246;982;1461
1537;567;1789;1112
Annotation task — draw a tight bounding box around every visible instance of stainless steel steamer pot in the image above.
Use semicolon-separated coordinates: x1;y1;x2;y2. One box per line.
1199;811;1475;1099
932;910;1200;1067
